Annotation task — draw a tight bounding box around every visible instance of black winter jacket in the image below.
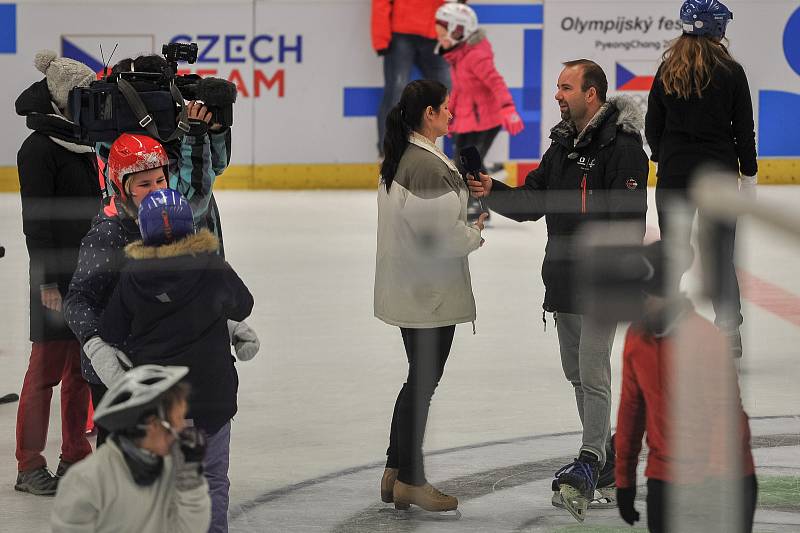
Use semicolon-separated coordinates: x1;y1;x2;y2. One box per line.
646;60;757;187
100;230;254;434
64;206;141;382
486;97;649;314
16;79;101;342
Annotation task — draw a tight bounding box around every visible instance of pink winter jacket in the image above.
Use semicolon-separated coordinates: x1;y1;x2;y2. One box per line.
443;31;516;134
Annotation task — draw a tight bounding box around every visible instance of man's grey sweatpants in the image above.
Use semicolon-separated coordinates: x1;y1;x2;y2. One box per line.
555;312;616;466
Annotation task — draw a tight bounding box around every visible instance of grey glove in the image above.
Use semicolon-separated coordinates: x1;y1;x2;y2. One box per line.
171;431;206;492
740;174;757;200
83;336;132;386
227;320;260;361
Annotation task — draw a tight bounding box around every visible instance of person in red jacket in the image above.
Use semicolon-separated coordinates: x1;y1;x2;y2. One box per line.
435;2;524;220
615;240;757;533
372;0;452;156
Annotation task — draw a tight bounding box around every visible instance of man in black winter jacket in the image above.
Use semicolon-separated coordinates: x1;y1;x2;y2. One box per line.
14;50;99;496
469;59;648;516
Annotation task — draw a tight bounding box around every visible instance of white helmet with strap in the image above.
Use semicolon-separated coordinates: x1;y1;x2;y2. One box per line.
435;3;478;44
93;365;189;433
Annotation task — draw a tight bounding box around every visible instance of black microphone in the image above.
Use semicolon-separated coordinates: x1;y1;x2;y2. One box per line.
460;145;488;213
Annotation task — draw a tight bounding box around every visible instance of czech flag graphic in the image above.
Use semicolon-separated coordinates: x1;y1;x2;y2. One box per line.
616;62;655;91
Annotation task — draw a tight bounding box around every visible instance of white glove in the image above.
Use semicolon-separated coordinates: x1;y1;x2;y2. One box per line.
227;320;260;361
83;336;132;386
740;174;757;200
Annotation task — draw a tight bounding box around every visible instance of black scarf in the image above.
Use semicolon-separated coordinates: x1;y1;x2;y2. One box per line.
113;433;164;487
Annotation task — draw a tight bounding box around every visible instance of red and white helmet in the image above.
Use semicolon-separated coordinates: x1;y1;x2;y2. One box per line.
436;3;478;44
107;133;169;203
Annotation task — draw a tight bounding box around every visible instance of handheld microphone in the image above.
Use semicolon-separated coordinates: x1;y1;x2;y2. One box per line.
460;145;488;214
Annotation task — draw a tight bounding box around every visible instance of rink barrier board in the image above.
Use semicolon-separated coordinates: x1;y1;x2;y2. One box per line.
0;159;798;191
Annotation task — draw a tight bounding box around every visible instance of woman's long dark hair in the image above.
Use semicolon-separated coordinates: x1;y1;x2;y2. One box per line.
660;34;734;99
380;79;448;191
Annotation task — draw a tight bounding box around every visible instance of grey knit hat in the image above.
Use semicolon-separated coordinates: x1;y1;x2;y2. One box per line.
34;50;95;111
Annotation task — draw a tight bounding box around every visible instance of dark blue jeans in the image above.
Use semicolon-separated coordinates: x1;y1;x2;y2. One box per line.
377;33;451;155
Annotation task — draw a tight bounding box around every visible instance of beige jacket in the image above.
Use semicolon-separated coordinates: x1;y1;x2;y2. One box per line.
51;439;211;533
374;133;482;328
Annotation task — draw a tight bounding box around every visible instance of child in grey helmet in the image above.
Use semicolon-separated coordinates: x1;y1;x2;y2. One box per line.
51;365;211;533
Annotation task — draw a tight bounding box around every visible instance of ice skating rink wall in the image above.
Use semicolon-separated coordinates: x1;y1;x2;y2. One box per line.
0;0;798;190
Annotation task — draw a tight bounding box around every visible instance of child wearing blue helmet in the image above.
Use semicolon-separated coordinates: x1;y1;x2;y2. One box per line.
99;190;257;533
646;0;756;361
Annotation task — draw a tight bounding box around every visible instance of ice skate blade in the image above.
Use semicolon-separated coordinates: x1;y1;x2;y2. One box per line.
552;487;614;510
389;507;462;521
559;486;587;523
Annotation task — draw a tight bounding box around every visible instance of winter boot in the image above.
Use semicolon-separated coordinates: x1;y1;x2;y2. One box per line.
392;480;458;512
381;468;398;503
554;451;600;522
15;466;59;496
55;459;75;478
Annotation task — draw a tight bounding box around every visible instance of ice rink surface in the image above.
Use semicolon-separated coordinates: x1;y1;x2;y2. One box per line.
0;187;798;532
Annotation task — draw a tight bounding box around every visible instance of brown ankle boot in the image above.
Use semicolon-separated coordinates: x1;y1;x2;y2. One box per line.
393;480;458;512
381;468;398;503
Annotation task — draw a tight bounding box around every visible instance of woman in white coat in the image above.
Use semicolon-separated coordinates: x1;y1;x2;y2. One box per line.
374;79;486;514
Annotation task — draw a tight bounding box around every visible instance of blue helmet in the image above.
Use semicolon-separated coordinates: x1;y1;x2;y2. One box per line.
137;189;194;246
680;0;733;39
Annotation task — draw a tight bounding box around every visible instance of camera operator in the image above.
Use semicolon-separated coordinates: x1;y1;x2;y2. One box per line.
98;54;231;253
13;50;100;495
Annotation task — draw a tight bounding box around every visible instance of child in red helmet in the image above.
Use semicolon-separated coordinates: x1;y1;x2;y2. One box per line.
63;133;170;445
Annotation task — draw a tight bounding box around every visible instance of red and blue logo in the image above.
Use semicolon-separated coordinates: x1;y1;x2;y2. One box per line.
615;61;655;91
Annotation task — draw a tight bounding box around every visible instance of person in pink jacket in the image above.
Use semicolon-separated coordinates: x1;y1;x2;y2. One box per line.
435;2;524;220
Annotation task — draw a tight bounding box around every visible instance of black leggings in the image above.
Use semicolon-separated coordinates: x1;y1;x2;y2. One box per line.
646;475;758;533
386;326;456;486
655;185;742;329
89;382;109;447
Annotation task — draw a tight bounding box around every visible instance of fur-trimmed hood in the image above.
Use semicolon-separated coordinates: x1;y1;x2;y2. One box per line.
551;95;644;147
124;229;219;260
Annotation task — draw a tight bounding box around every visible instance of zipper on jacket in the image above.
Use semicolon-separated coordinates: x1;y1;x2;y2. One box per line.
580;174;588;214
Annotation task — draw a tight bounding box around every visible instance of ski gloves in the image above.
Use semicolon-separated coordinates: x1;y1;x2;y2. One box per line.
616;486;640;526
84;336;132;386
501;107;525;136
227;320;261;361
173;427;207;492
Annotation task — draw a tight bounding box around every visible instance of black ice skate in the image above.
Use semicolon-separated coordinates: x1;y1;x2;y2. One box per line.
553;451;600;523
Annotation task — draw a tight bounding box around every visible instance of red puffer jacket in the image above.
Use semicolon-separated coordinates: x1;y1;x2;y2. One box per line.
443;31;516;134
371;0;445;52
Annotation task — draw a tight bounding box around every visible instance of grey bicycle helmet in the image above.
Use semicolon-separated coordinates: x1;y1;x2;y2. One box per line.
93;365;189;432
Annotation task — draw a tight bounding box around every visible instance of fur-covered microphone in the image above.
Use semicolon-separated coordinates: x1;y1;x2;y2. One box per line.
460;145;488;214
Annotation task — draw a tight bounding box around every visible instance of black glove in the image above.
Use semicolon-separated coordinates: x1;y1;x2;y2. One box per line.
616;486;640;526
178;426;207;464
376;48;389;57
186;118;209;137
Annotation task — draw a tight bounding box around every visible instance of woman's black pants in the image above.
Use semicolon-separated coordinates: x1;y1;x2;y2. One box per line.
386;325;455;486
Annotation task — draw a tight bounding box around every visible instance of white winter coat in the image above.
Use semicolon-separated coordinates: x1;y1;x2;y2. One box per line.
374;133;482;328
51;438;211;533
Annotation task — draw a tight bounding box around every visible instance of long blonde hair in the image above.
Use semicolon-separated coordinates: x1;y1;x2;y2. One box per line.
660;34;733;99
